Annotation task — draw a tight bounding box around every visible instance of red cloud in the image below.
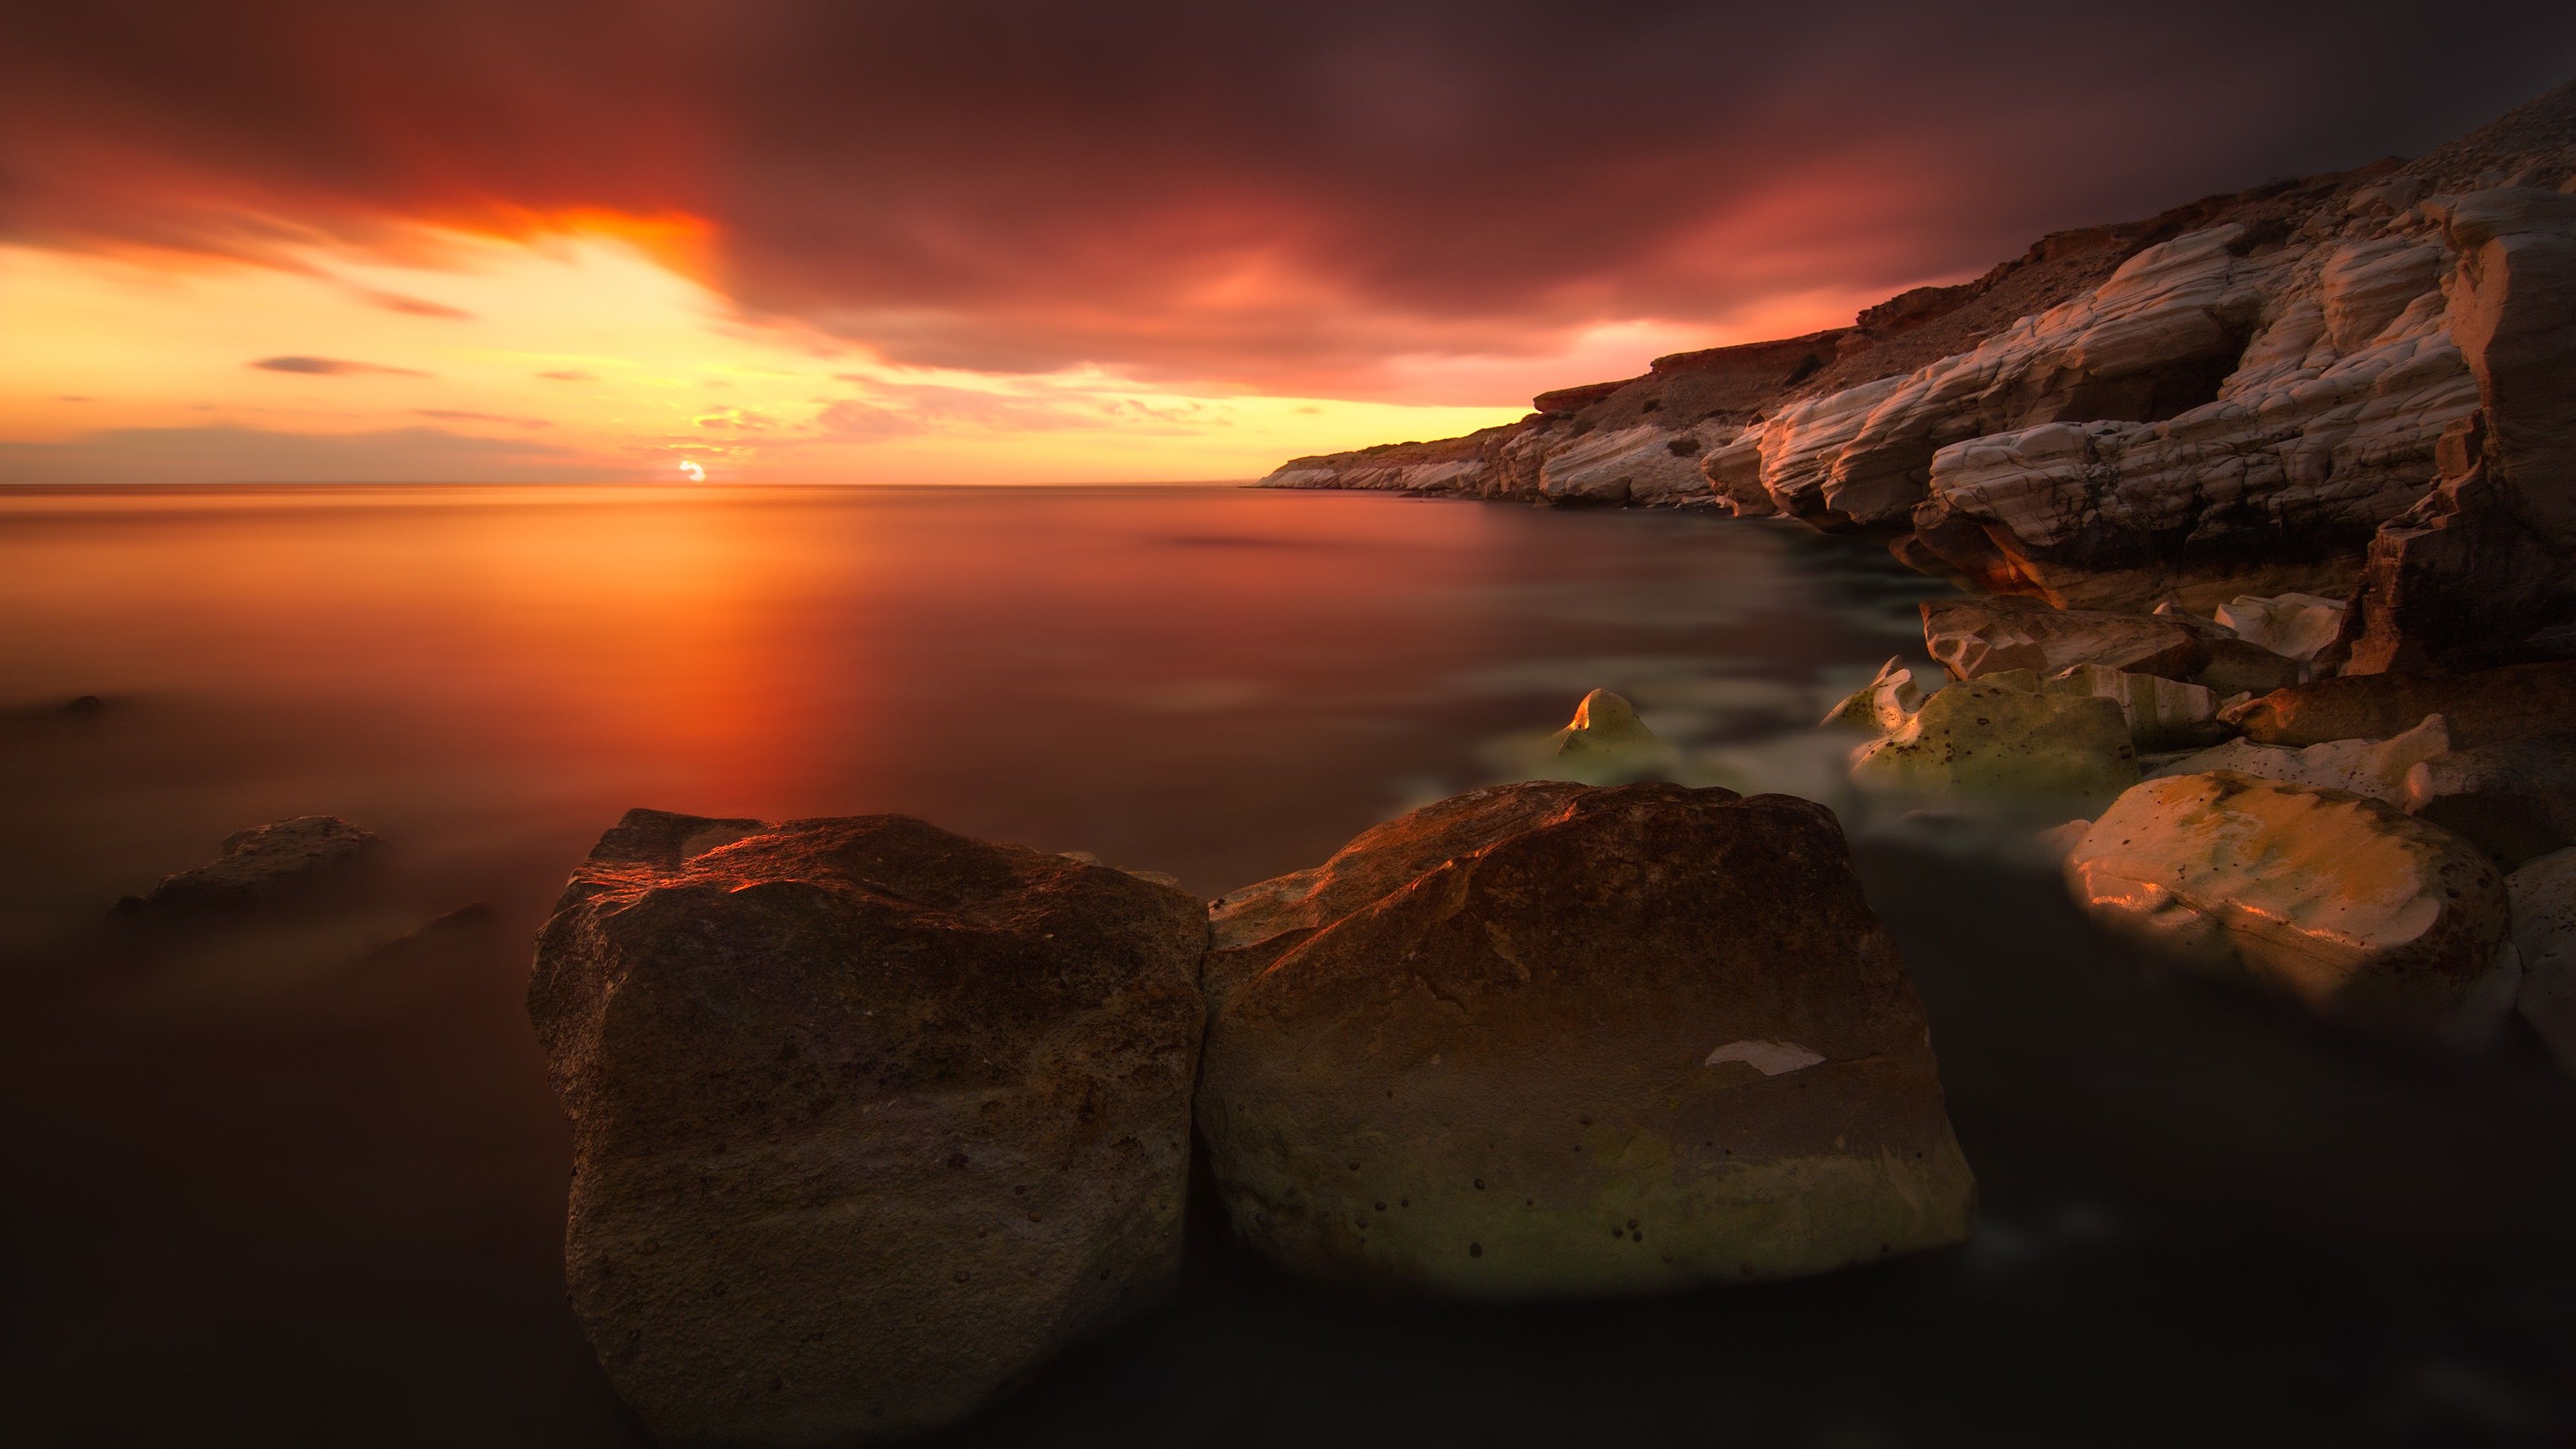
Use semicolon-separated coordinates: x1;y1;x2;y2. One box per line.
6;3;2572;400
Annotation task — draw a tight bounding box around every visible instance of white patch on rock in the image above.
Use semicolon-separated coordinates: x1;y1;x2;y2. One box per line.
1703;1040;1827;1075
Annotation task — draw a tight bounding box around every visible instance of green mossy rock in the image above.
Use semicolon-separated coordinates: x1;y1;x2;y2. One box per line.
1849;679;2139;803
1198;782;1976;1299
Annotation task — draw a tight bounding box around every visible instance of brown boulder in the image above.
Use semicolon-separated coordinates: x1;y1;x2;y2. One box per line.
110;814;384;923
1197;783;1975;1299
2229;661;2576;748
528;808;1207;1444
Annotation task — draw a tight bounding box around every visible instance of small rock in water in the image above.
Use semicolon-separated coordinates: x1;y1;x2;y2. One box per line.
1850;678;2139;804
1541;688;1678;784
527;808;1207;1444
1197;781;1976;1298
2506;849;2576;1075
109;814;385;924
2147;714;2452;804
2066;771;2513;1038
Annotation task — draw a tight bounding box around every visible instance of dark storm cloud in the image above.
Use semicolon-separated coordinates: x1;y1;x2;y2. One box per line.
5;1;2572;396
248;356;429;376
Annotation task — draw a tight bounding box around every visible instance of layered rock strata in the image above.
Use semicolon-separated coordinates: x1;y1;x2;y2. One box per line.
1262;82;2576;664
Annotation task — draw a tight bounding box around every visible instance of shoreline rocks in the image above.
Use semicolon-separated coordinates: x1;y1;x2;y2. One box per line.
2065;771;2513;1038
1197;782;1976;1298
1257;80;2576;669
528;809;1207;1445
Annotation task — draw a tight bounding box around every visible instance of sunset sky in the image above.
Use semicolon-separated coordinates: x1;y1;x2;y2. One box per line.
4;1;2571;486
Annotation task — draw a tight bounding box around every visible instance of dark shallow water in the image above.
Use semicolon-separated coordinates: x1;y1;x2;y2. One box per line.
1;484;2571;1446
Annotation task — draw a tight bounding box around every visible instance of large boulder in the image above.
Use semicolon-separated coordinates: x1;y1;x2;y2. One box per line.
2065;772;2513;1035
2506;848;2576;1075
2227;661;2576;748
1197;783;1975;1298
1921;596;2224;682
1849;678;2139;802
110;814;384;923
528;809;1208;1445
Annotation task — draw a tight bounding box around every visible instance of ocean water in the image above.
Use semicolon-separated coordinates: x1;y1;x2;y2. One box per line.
2;484;2571;1446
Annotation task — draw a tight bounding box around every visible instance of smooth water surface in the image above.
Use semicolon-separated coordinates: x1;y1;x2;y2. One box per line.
2;484;2571;1446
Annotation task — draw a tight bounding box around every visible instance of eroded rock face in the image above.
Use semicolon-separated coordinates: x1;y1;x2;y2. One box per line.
110;814;384;922
2229;661;2576;748
2033;663;2226;751
1921;596;2222;682
528;809;1208;1445
1538;424;1713;506
2066;772;2512;1032
2507;849;2576;1074
1198;783;1975;1298
1256;85;2576;657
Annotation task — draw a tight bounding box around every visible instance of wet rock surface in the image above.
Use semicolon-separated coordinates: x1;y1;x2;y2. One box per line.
2066;772;2511;1034
1197;782;1976;1298
1849;678;2139;803
527;808;1208;1444
109;814;384;924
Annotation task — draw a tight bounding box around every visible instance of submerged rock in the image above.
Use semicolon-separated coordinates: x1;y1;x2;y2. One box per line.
1921;596;2223;682
2507;849;2576;1075
1850;678;2139;802
527;808;1207;1445
2229;661;2576;748
2147;714;2452;805
1541;688;1678;784
2403;733;2576;869
1197;782;1976;1298
2066;772;2512;1036
110;814;384;923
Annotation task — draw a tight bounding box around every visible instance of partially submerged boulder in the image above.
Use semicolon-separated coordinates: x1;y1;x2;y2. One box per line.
2229;661;2576;748
110;814;384;923
2506;849;2576;1075
1819;657;1923;735
2147;714;2452;805
1850;678;2139;802
1198;782;1976;1298
2403;733;2576;869
528;808;1208;1445
2065;772;2513;1036
1921;596;2224;682
1542;688;1677;784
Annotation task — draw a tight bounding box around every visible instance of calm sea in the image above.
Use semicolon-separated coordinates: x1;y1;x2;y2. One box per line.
3;484;2571;1445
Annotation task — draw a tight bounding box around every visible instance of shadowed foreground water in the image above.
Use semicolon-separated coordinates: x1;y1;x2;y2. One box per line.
1;484;2571;1446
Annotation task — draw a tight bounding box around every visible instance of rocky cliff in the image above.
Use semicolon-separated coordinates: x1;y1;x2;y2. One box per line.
1260;81;2576;669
